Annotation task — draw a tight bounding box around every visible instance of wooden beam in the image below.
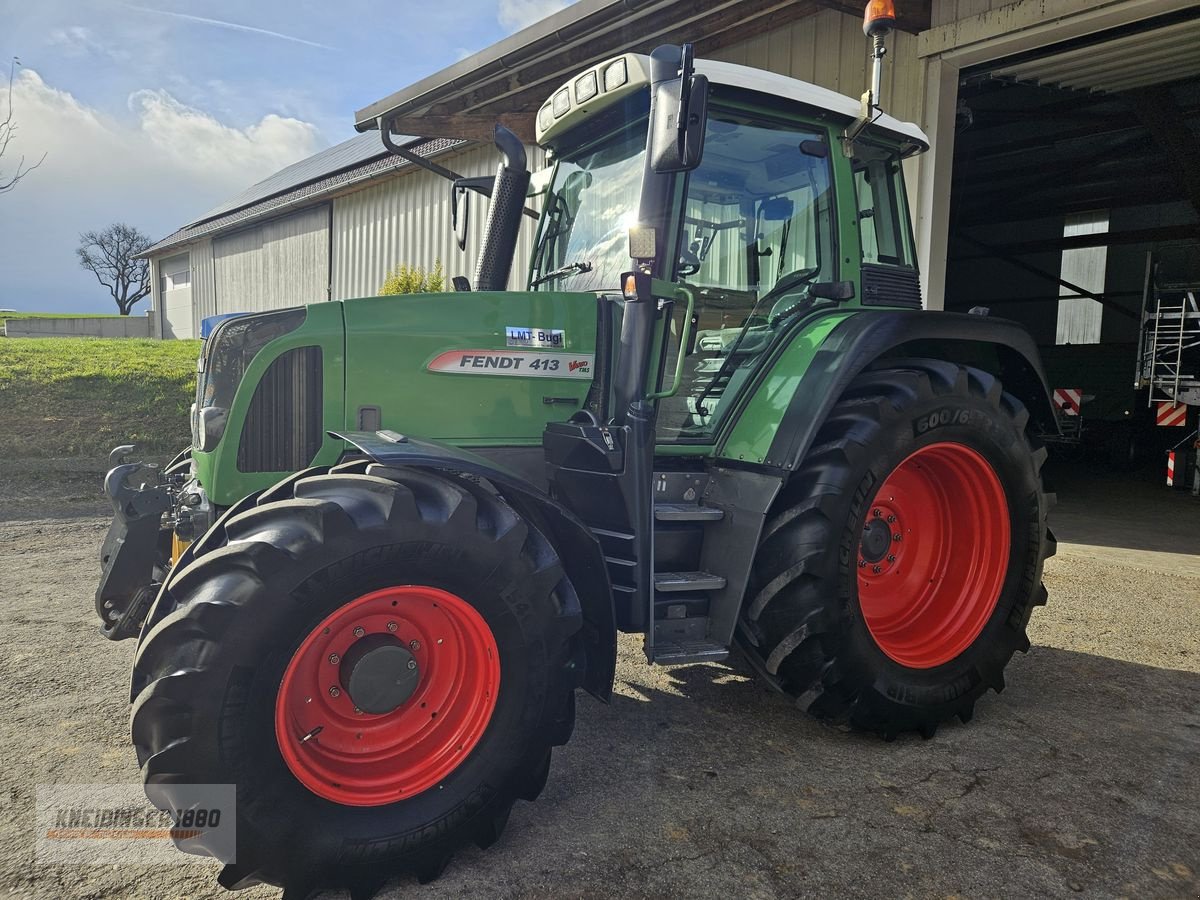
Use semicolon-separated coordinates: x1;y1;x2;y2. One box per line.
382;113;536;144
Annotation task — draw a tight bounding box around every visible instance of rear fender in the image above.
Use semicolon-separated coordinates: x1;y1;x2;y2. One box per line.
334;430;617;701
763;310;1058;472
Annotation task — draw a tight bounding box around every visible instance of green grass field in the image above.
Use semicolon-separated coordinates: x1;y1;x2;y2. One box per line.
0;311;124;320
0;338;200;459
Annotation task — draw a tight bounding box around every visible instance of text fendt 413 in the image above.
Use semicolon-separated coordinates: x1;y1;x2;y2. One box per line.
96;7;1057;897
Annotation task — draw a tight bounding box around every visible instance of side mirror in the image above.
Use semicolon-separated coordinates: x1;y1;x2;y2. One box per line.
451;184;470;251
449;175;492;252
648;44;709;173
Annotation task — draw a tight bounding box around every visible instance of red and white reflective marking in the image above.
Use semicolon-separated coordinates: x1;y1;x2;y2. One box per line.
426;349;594;379
1053;388;1082;416
1167;451;1176;487
1156;401;1188;427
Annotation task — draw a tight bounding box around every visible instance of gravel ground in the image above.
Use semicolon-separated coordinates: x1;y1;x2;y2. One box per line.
0;461;1196;899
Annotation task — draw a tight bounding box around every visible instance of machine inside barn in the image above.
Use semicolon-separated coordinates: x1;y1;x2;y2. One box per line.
96;3;1058;895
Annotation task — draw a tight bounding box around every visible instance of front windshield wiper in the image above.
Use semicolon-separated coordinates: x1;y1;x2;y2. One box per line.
689;267;820;416
531;260;593;286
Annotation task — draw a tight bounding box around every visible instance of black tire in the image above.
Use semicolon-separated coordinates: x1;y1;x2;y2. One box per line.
130;461;583;897
738;358;1055;739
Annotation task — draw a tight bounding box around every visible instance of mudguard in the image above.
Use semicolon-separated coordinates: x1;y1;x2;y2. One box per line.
763;310;1058;472
334;430;617;701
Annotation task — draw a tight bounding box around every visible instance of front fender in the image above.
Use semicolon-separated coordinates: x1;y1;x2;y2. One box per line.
740;310;1057;472
334;430;617;702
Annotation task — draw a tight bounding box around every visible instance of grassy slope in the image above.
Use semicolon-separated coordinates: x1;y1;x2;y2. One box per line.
0;338;200;459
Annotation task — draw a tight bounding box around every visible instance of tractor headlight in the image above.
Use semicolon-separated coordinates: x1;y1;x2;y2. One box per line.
197;406;228;452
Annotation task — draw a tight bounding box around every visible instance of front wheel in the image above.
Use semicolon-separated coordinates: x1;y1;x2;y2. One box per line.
738;359;1054;738
130;463;583;895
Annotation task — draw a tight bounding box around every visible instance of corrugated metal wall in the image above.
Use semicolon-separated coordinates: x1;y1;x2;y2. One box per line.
709;9;924;127
331;143;547;299
190;238;216;329
213;205;330;312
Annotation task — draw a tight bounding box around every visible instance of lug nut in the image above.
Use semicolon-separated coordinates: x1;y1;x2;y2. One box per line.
886;514;896;523
328;653;340;664
872;565;882;574
387;621;398;632
893;533;902;542
354;706;363;715
872;508;882;518
409;639;421;651
353;626;365;637
328;686;341;698
858;559;867;568
887;555;896;563
407;659;417;670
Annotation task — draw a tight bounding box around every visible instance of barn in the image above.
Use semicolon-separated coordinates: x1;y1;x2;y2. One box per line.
143;0;1200;472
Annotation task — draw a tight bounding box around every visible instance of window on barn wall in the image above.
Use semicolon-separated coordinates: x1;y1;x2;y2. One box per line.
1055;211;1109;345
159;254;191;294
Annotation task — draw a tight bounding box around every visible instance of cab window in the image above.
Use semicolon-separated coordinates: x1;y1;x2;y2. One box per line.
658;106;835;442
853;145;915;267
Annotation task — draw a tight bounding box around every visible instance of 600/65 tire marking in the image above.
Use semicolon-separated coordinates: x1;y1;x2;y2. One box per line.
427;349;593;379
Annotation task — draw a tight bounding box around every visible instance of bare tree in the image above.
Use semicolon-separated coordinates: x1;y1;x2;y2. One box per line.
1;58;46;195
77;223;154;315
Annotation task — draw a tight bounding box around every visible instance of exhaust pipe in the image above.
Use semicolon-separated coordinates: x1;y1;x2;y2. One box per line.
474;125;530;292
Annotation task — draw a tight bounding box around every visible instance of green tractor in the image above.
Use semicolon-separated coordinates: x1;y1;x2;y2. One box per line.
97;12;1055;897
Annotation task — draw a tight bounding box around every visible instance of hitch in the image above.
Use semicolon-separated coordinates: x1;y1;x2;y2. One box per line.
96;448;173;640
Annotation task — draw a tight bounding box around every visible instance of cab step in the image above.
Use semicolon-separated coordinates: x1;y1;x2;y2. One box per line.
651;639;730;665
653;571;726;592
654;502;724;522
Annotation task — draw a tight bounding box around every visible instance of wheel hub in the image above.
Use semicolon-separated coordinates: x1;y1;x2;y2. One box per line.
859;516;893;563
339;634;419;714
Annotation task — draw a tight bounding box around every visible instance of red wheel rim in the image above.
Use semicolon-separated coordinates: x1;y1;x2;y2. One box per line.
856;442;1010;669
275;586;500;806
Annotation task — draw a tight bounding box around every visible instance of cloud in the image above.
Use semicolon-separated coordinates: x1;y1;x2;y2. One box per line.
46;26;131;62
0;69;324;313
497;0;570;32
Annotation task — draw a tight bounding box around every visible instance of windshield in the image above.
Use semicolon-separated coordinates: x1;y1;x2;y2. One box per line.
530;95;648;292
659;106;836;442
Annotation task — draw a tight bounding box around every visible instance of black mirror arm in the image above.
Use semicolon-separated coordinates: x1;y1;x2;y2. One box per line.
379;116;468;183
381;116;538;219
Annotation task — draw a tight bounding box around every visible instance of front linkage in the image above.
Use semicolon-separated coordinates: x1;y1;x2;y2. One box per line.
96;446;189;640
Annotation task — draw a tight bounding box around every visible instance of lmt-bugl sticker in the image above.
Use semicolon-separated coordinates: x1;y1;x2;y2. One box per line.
506;326;565;349
427;349;593;379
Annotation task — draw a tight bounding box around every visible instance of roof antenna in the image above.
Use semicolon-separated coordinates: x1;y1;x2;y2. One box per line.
842;0;896;156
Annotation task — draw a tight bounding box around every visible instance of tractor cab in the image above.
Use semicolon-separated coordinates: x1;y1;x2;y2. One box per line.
527;51;927;441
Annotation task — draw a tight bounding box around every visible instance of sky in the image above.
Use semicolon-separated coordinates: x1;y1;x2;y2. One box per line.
0;0;571;314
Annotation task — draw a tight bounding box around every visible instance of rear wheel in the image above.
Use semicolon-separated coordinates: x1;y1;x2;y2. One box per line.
738;359;1054;738
130;463;583;896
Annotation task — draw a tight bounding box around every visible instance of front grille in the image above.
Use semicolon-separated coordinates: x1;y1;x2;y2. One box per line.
237;346;324;473
861;263;923;309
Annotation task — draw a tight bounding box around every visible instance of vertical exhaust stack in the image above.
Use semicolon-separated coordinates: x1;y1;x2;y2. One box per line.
474;125;531;292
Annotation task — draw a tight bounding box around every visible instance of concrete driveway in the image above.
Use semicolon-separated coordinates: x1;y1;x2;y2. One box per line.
0;461;1196;899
